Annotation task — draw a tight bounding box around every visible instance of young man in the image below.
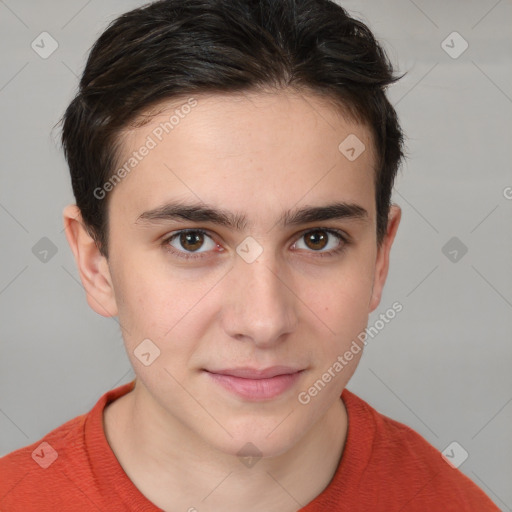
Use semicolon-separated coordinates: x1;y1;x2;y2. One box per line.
0;0;500;510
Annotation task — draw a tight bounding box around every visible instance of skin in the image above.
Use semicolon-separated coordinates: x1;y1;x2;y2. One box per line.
63;89;401;512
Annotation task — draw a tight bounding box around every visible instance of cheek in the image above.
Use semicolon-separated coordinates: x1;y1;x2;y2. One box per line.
304;256;375;362
111;254;224;347
311;255;375;323
112;267;202;382
109;252;168;341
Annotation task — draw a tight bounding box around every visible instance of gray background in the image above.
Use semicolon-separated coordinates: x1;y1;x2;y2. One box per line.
1;0;511;509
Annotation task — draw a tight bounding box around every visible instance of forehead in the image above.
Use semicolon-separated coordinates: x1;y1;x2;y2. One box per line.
109;89;377;226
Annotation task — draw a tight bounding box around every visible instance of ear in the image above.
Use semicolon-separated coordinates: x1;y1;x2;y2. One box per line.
62;204;118;317
369;204;401;312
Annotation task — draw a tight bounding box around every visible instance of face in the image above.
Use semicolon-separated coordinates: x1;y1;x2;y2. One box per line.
67;89;400;458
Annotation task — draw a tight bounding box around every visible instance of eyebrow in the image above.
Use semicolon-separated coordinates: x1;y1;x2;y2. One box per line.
135;201;368;230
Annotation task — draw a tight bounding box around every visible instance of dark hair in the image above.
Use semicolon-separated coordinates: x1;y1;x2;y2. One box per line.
60;0;404;258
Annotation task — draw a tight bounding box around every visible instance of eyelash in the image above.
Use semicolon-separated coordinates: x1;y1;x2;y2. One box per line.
161;228;350;261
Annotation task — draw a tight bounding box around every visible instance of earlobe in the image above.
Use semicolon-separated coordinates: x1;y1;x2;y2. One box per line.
62;204;118;318
369;204;401;312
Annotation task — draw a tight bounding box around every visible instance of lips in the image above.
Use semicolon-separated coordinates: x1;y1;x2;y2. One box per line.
206;366;302;379
204;366;304;401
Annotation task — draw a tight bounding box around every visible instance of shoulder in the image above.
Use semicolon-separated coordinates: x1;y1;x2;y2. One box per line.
0;381;137;512
0;412;95;511
340;389;500;511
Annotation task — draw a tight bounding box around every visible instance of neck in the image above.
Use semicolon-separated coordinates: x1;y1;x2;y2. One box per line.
103;382;348;512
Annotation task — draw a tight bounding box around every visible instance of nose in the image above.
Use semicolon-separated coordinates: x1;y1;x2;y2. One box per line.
220;251;299;348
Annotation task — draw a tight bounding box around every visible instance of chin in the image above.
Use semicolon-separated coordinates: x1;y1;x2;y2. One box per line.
204;416;306;461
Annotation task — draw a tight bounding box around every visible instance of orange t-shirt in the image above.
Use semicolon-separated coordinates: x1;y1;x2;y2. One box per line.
0;380;499;511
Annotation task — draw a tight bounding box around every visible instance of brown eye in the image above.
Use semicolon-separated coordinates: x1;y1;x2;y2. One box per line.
304;230;328;250
293;229;346;255
180;231;204;251
167;229;217;255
